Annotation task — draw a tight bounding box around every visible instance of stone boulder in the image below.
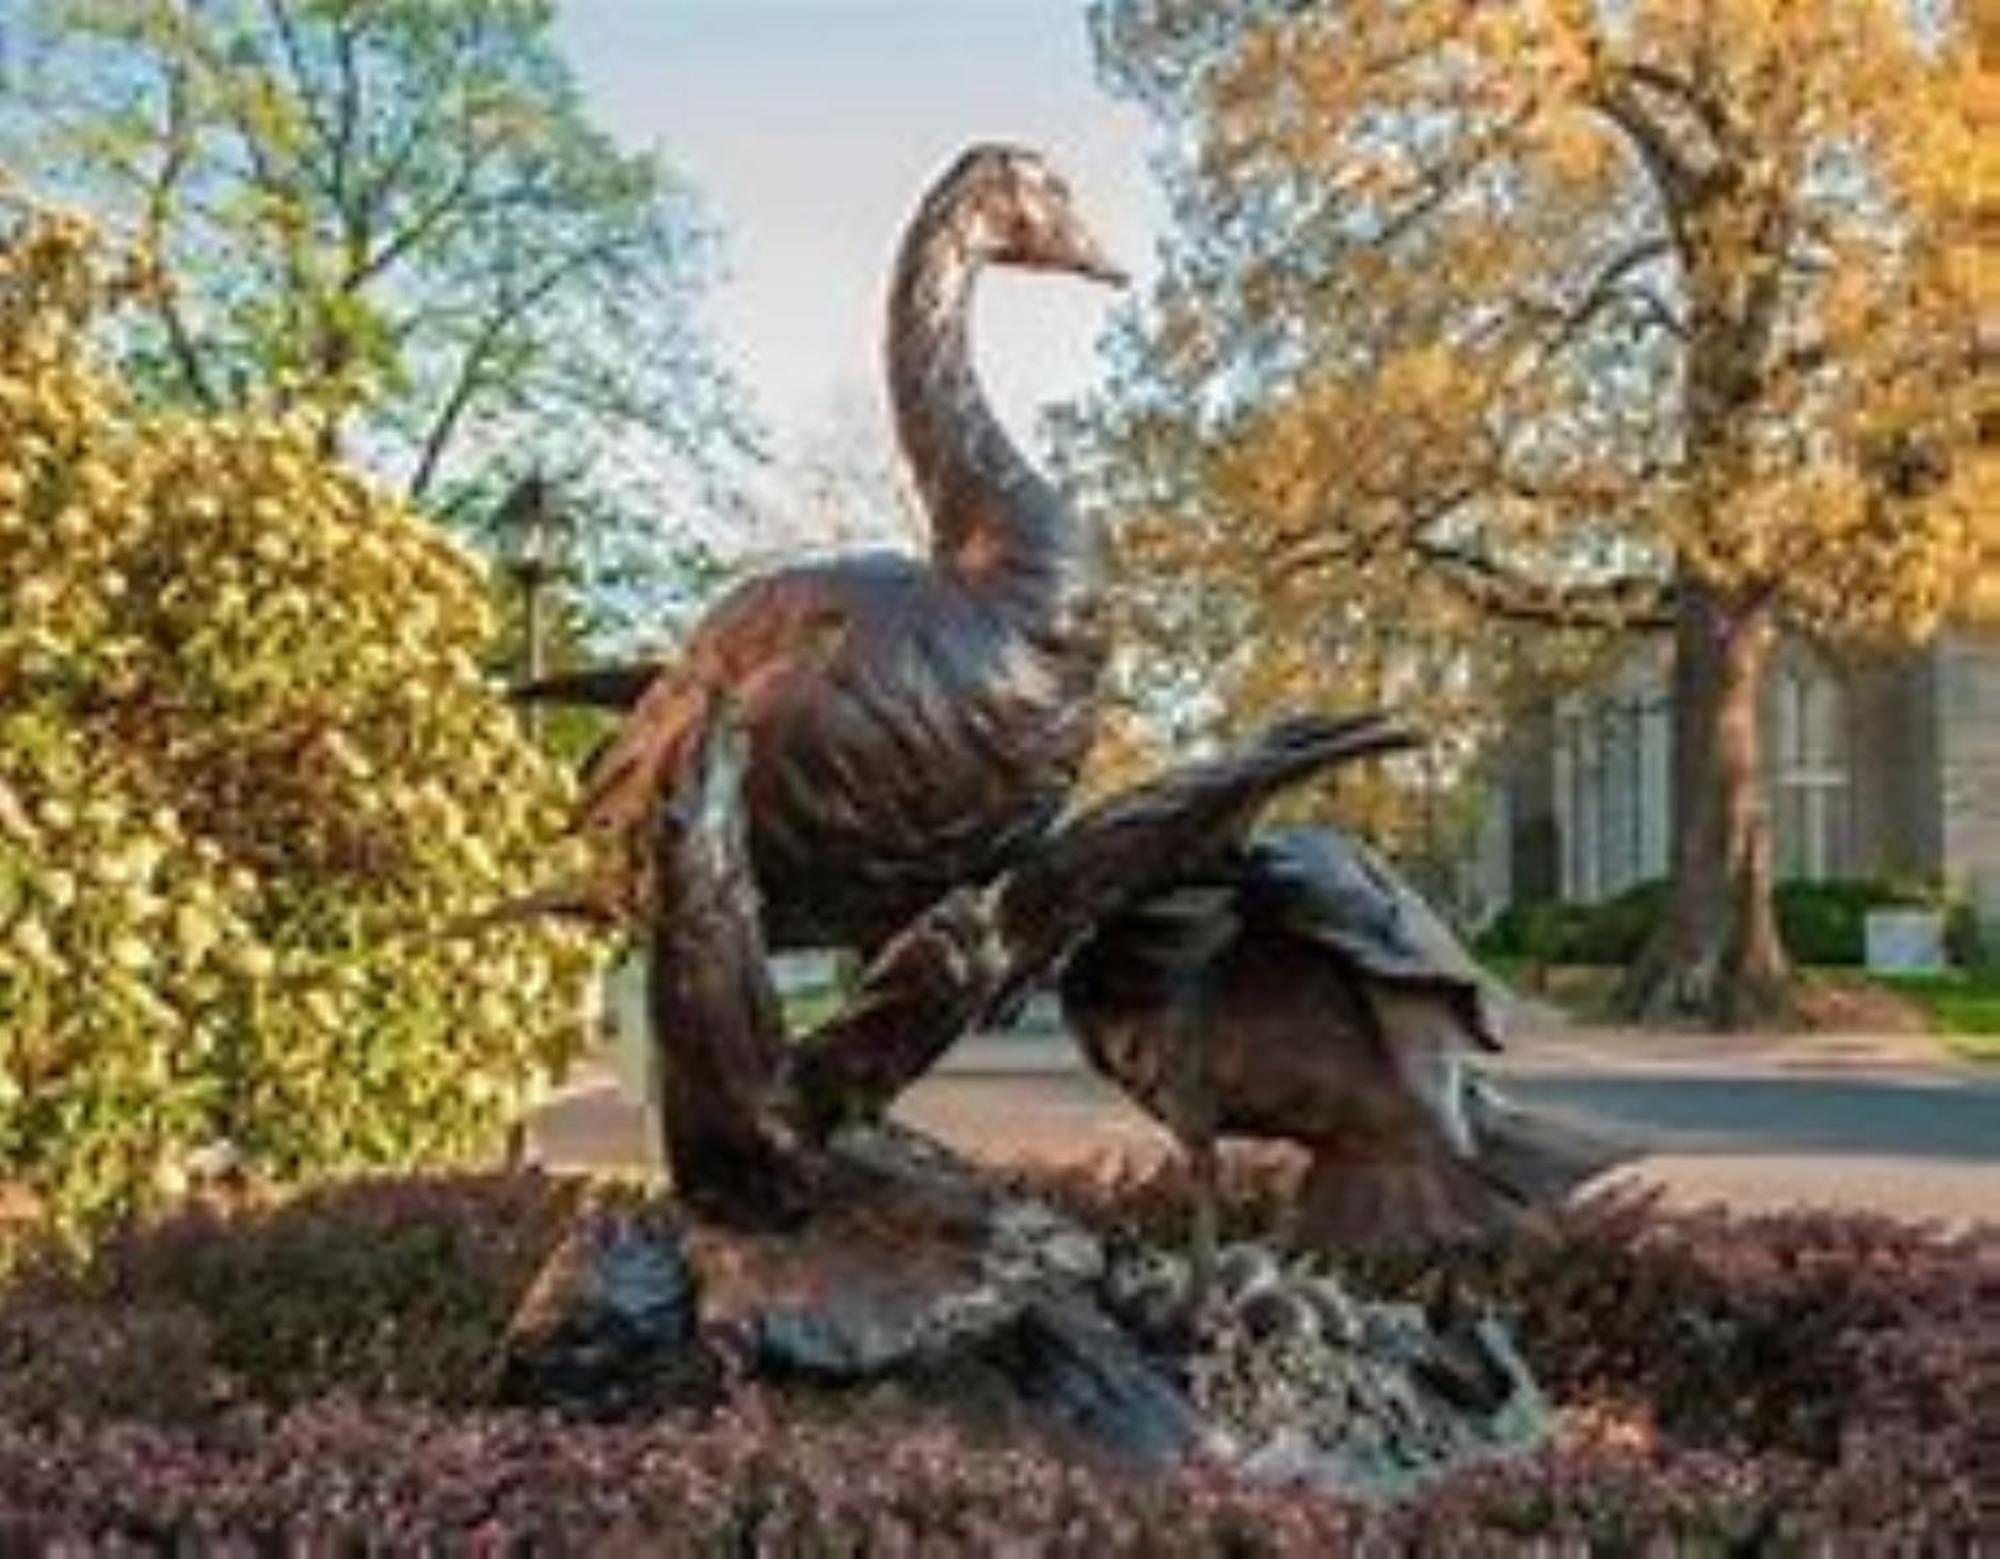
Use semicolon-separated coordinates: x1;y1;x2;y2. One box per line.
496;1127;1551;1495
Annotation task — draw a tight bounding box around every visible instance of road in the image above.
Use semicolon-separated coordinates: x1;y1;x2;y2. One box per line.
528;1026;2000;1228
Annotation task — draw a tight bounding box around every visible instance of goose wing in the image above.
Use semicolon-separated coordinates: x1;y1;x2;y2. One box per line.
571;656;718;839
989;712;1419;994
1245;826;1504;1048
568;587;855;842
782;712;1416;1130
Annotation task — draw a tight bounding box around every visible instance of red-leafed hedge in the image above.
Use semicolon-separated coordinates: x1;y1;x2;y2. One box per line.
0;1165;1987;1551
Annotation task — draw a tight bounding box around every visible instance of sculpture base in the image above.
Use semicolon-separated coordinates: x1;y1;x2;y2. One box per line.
492;1195;719;1421
494;1125;1552;1497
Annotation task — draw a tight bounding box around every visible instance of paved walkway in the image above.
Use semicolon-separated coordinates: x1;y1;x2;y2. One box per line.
528;1022;1999;1230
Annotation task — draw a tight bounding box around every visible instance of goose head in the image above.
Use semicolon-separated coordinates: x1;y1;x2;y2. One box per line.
938;144;1128;287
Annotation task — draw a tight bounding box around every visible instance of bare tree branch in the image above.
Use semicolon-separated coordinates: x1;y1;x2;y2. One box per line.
1414;538;1674;630
350;130;493;285
1505;235;1680;362
1591;79;1706;261
1269;477;1673;632
136;57;219;411
403;237;634;499
1620;61;1739;165
261;0;339;203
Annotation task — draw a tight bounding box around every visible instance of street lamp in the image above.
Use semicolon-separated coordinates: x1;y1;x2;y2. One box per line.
493;470;573;1169
494;470;569;739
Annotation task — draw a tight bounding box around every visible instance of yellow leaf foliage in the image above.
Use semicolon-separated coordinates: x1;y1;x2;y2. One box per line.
1078;0;1990;809
0;190;596;1229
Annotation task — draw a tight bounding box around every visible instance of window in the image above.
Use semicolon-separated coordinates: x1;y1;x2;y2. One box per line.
1554;678;1671;902
1771;660;1850;880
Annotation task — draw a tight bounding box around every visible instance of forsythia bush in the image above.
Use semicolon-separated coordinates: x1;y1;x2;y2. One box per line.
0;193;597;1228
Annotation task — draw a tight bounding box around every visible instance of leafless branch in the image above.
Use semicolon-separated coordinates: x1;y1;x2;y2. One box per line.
261;0;339;201
1619;61;1739;164
350;134;491;285
1505;235;1681;362
1269;476;1673;631
1414;539;1674;629
1591;80;1706;261
137;58;219;410
403;238;631;499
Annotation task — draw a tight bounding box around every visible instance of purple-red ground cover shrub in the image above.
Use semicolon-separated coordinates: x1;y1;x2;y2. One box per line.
0;1163;1987;1550
1;1169;591;1409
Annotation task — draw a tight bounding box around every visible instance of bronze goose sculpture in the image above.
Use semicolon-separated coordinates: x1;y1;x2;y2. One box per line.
1059;828;1630;1259
518;145;1124;953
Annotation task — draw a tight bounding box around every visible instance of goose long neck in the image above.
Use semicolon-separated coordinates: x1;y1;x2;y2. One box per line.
888;218;1091;591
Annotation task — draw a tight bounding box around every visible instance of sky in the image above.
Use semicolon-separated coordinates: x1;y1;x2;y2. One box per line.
553;0;1164;490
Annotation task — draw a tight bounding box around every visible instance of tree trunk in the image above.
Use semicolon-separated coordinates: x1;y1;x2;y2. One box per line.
1617;581;1794;1028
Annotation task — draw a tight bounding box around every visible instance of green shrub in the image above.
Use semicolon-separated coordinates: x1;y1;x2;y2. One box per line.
1773;879;1888;964
1475;892;1644;964
1479;878;1969;969
1566;879;1667;965
1942;899;1988;969
0;197;598;1230
1476;899;1592;963
1774;879;1968;966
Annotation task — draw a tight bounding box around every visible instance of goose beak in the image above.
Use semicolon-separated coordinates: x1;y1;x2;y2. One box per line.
1060;217;1129;287
1079;252;1131;288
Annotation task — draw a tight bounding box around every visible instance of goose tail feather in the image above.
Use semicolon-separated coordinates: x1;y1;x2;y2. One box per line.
1292;1136;1532;1252
511;663;664;713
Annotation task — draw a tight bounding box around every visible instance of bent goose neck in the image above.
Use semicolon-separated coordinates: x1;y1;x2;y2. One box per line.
888;225;1087;590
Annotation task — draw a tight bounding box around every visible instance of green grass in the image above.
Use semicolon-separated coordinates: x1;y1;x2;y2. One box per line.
1875;970;2000;1060
782;982;847;1037
1483;957;2000;1059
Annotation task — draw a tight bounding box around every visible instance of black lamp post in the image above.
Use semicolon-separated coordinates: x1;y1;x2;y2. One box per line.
495;470;568;740
493;471;571;1168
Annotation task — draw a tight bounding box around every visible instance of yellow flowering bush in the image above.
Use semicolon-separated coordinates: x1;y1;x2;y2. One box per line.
0;194;596;1228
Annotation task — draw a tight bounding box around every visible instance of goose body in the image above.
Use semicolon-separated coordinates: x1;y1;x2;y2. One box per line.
531;146;1121;951
1061;829;1622;1250
596;546;1105;951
